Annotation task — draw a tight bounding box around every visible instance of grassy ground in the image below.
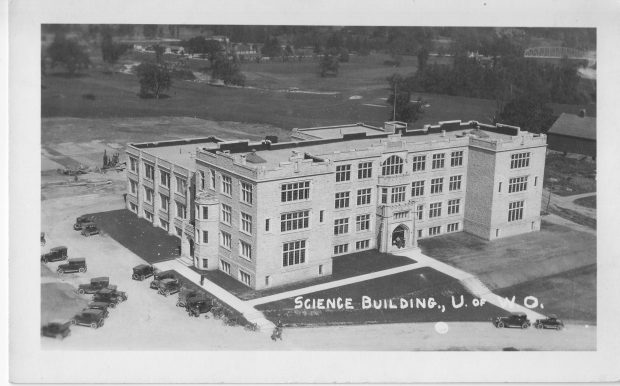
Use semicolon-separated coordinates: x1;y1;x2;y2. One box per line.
41;280;90;325
87;209;181;264
544;152;596;196
574;195;596;209
547;206;596;229
256;267;509;326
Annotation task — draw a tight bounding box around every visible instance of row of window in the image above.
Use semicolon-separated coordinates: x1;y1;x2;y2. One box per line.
218;260;252;287
333;214;371;235
334;239;371;255
196;169;254;205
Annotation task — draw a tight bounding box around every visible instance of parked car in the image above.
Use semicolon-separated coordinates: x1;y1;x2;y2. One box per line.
41;246;68;263
57;258;87;274
93;288;127;307
71;309;105;329
493;312;531;329
73;215;93;230
150;271;177;289
41;320;71;339
77;277;110;295
81;223;100;237
85;302;110;318
177;288;199;307
132;264;156;281
534;314;564;330
186;297;213;317
158;278;181;297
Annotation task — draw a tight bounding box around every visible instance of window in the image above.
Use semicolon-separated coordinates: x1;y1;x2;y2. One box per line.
447;223;459;232
144;163;155;180
175;202;186;219
241;212;252;234
202;259;208;269
429;202;442;218
449;175;462;191
160;171;170;188
130;179;137;194
334;191;350;209
282;240;306;267
220;260;231;275
175;227;182;237
239;270;251;287
357;188;372;205
160;194;168;212
199;171;205;190
221;204;232;225
448;199;460;215
432;153;445;169
429;226;441;236
281;181;310;202
280;210;310;232
175;176;187;194
411;180;424;197
511;152;530;169
416;204;424;220
381;188;388;204
318;266;323;275
356;240;370;250
130;202;138;212
239;240;252;260
144;210;154;222
334;218;349;235
391;185;406;203
430;178;443;194
221;175;232;196
509;176;528;193
451;151;464;167
265;276;270;286
499;182;502;193
412;155;426;172
334;244;349;255
336;164;351;182
144;187;153;203
508;201;524;222
394;211;409;220
356;214;371;232
535;176;538;187
202;206;208;219
320;210;324;223
358;162;372;179
220;231;231;249
241;182;253;204
202;230;209;243
265;219;270;232
417;229;423;238
382;155;404;176
129;157;138;172
210;170;216;190
160;219;169;231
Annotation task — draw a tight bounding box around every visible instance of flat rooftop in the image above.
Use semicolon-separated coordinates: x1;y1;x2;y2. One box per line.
293;124;387;140
130;137;222;170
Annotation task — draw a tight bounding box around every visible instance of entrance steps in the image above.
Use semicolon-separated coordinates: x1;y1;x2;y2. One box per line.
176;256;193;267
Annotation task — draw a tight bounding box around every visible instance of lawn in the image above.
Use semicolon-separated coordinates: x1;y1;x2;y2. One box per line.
87;209;181;264
256;267;509;326
41;280;90;325
544;152;596;196
574;195;596;209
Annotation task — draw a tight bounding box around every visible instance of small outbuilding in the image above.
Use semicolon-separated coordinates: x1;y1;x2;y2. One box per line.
546;111;596;158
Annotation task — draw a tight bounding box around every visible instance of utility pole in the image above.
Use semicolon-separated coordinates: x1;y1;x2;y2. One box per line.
392;81;397;121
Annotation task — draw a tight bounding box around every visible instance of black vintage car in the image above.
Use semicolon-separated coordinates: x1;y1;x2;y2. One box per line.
534;314;564;330
57;258;87;274
41;246;68;263
81;223;100;237
132;264;156;281
158;278;181;297
150;271;177;289
493;312;531;329
71;309;105;329
77;277;110;295
93;288;127;307
73;215;93;230
177;288;199;307
85;302;110;318
41;320;71;339
186;297;213;317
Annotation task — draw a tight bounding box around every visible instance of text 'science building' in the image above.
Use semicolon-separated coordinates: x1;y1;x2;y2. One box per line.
125;120;547;289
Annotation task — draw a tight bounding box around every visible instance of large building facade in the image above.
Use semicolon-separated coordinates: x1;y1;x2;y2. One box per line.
125;120;547;290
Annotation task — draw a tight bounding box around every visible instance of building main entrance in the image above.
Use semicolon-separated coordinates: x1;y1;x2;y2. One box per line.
392;224;409;249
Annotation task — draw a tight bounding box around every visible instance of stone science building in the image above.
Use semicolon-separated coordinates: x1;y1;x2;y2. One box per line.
125;120;547;290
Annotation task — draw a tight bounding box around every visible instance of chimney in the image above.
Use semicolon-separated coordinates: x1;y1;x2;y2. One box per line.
240;154;246;165
441;130;446;137
579;109;586;118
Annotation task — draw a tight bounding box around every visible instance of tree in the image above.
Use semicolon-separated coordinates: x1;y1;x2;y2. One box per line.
184;37;223;66
417;46;429;71
261;37;282;58
153;44;165;63
210;54;245;86
498;93;556;133
386;74;424;123
47;35;91;75
319;51;339;77
136;62;171;99
101;31;129;69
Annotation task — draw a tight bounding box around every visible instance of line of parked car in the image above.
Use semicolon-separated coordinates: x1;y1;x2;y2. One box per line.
492;312;565;331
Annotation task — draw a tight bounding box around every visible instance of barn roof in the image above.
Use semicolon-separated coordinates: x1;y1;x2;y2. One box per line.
548;113;596;141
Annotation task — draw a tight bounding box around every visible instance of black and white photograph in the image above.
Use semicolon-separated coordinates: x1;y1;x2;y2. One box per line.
6;0;620;383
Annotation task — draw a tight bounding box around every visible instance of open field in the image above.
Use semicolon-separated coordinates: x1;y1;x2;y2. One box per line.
544;152;596;196
574;195;597;209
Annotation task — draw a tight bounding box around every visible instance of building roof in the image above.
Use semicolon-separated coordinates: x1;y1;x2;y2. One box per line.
293;124;387;140
131;137;222;171
547;113;596;141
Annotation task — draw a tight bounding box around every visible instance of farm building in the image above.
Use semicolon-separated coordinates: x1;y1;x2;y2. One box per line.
547;111;596;158
125;120;547;290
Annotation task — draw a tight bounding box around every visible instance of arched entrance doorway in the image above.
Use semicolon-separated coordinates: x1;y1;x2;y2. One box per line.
392;224;409;249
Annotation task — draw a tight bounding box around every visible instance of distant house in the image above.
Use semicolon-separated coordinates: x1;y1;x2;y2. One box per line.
546;111;596;158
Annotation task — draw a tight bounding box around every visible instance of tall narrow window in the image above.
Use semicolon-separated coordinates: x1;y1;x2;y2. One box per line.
221;175;232;196
358;162;372;179
432;153;445;169
335;164;351;182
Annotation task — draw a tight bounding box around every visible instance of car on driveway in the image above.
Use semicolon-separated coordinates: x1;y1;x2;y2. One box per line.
150;271;177;289
71;309;105;329
177;288;200;307
41;246;68;263
41;320;71;339
186;297;213;317
132;264;157;281
493;312;531;329
57;258;87;274
73;215;93;230
93;288;127;307
534;314;564;330
85;302;111;318
158;278;181;297
77;277;110;295
81;223;100;237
